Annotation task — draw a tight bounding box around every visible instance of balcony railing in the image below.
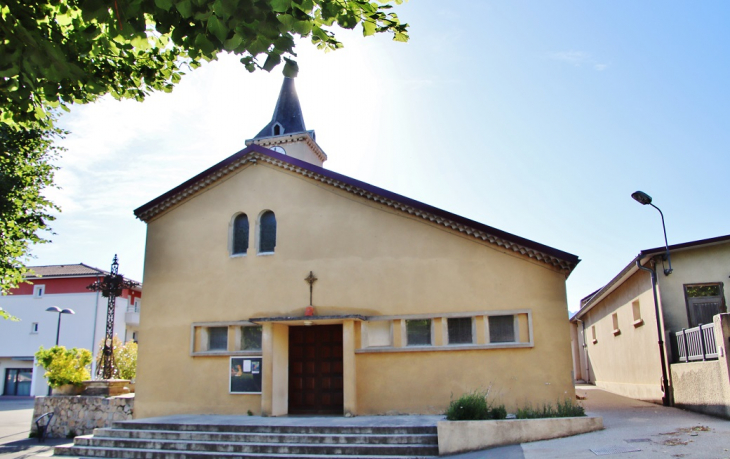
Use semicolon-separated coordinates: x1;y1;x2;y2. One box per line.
675;324;718;362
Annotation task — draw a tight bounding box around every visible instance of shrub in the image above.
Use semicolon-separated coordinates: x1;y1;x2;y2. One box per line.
516;398;585;419
35;346;92;388
96;336;137;380
445;389;507;421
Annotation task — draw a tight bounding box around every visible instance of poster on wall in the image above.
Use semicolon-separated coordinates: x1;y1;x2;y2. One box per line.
230;357;263;394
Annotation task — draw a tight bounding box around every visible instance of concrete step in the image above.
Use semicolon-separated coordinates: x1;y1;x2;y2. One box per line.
67;436;439;456
54;444;438;459
111;422;437;436
92;428;438;445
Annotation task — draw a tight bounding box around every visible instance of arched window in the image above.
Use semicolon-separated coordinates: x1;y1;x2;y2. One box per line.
259;211;277;253
232;214;249;255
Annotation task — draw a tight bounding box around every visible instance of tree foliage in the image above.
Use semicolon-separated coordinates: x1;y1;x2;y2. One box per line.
35;345;92;387
0;122;61;296
1;0;409;127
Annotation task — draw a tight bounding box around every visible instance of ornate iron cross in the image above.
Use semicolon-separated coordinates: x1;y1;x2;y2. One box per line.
305;271;318;306
87;255;139;380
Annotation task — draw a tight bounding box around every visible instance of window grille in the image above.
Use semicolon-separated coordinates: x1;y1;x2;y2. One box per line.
448;317;473;344
685;283;726;328
259;211;277;253
406;319;431;346
232;214;249;255
241;326;262;351
208;327;228;351
489;315;515;343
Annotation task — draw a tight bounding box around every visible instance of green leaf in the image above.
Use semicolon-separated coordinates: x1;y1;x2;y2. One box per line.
175;0;193;18
270;0;291;13
207;15;228;42
292;19;312;35
362;19;376;36
154;0;174;10
262;52;281;71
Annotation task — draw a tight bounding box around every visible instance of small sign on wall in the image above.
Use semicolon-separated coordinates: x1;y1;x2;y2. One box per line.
230;357;262;394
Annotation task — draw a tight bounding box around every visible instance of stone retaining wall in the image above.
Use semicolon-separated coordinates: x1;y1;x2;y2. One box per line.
31;394;134;438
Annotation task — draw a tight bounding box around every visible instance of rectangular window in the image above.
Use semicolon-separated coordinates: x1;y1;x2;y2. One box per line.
612;313;620;335
488;315;515;343
208;327;228;351
685;283;726;327
447;317;473;344
632;300;643;326
591;325;597;344
364;321;392;347
406;319;431;346
31;323;39;334
33;284;45;298
241;326;262;351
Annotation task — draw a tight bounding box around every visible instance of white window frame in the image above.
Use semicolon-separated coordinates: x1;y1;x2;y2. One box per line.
33;284;45;299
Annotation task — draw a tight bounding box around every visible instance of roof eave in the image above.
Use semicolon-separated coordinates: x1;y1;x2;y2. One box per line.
134;148;579;274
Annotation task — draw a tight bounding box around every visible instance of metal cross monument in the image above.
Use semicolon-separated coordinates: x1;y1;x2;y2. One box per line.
87;255;138;379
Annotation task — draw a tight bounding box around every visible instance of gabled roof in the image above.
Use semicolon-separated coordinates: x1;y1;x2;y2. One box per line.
571;234;730;321
24;263;143;285
253;78;307;139
26;263;106;278
134;145;580;275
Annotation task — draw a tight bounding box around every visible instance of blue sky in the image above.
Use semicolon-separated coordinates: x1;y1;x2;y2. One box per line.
30;1;730;312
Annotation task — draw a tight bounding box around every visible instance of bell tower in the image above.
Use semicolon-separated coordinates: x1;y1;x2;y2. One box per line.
246;78;327;167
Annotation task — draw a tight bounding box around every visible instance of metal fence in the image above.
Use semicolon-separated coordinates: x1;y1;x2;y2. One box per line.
675;324;718;362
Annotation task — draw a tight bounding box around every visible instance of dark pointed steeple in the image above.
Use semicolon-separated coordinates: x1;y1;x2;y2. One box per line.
254;78;307;139
246;77;327;166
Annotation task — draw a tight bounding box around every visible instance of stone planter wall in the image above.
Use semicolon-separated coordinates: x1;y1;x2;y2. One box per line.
438;416;603;455
31;394;134;438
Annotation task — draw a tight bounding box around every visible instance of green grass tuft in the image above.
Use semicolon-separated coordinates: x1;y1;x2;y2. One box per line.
516;398;585;419
445;389;507;421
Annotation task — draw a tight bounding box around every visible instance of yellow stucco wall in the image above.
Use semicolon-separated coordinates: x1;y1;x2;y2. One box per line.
656;242;730;333
135;161;575;418
575;269;665;402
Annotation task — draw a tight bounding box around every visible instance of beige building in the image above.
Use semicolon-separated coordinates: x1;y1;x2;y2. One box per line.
133;78;580;418
571;235;730;414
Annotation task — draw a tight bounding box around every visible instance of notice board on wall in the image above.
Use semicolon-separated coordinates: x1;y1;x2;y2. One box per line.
230;357;262;394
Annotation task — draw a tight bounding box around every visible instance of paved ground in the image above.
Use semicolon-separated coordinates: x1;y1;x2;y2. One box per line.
1;386;728;458
456;385;730;459
0;397;67;458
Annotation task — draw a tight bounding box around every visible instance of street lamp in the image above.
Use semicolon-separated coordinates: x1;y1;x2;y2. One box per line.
45;306;75;346
631;191;672;406
631;191;673;275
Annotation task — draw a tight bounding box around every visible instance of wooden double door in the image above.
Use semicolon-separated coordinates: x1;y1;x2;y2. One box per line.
288;325;344;414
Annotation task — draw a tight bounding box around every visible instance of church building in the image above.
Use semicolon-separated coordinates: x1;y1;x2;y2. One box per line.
133;78;580;418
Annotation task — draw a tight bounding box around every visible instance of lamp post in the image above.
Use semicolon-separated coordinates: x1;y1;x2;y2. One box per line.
45;306;75;346
631;190;673;275
631;190;672;406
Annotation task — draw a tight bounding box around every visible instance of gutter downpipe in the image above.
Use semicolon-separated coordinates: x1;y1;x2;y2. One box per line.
636;256;671;406
576;319;589;382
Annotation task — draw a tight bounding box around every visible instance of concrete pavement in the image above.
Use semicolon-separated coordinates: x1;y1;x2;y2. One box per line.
0;397;71;458
1;386;728;458
455;385;730;459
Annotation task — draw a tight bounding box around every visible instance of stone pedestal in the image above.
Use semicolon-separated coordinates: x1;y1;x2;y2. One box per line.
82;379;131;396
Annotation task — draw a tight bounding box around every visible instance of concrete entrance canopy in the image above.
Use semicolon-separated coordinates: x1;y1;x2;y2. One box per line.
252;317;363;417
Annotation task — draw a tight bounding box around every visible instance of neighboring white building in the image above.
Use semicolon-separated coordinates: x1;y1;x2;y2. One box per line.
0;264;141;396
